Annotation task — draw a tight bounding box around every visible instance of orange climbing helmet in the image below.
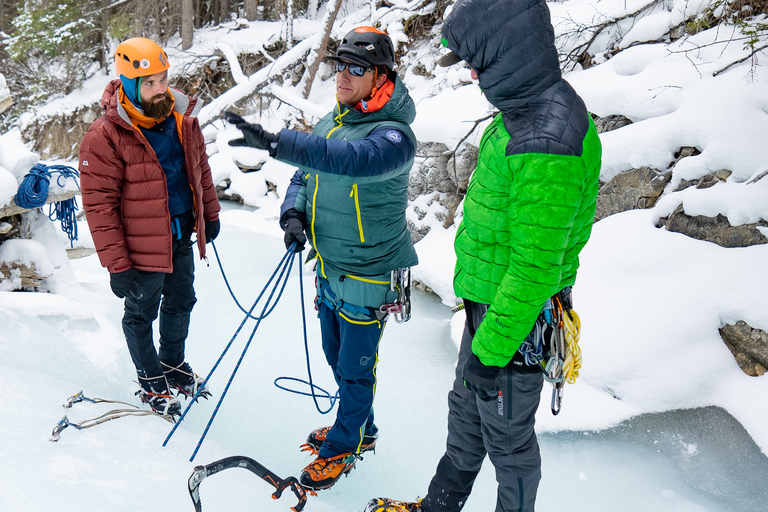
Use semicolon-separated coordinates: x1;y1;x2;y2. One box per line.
115;37;170;79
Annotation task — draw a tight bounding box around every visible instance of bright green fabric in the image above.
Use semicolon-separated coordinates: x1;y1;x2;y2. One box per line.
454;114;601;367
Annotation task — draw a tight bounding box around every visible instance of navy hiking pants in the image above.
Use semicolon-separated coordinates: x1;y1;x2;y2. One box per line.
422;299;543;512
317;301;384;458
122;219;197;380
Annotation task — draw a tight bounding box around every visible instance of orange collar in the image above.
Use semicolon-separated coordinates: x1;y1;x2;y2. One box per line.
119;86;175;129
355;79;394;113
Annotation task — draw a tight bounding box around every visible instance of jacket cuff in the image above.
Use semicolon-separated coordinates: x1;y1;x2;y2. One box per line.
280;208;307;229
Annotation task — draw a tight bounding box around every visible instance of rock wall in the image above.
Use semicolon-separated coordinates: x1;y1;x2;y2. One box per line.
22;104;102;160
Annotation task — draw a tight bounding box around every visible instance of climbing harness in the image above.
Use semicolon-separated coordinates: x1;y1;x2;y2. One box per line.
163;245;297;461
49;390;173;442
315;276;380;319
517;287;582;415
188;455;309;512
15;163;80;247
380;267;411;323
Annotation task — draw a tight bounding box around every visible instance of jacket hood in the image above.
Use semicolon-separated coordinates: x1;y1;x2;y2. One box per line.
441;0;562;112
101;79;203;126
334;75;416;126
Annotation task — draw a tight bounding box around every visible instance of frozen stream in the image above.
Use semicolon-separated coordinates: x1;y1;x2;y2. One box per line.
1;209;766;512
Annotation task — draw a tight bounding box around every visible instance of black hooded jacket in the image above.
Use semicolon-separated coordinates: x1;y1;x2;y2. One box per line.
441;0;590;157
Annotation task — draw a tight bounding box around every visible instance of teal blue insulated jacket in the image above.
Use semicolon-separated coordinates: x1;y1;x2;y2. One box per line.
278;76;419;279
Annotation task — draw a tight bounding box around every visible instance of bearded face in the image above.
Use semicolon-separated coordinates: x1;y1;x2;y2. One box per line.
141;89;174;119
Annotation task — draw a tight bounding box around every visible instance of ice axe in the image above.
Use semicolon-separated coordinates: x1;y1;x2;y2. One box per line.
188;455;309;512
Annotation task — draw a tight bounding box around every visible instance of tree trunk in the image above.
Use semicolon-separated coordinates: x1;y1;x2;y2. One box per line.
307;0;319;20
301;0;343;99
245;0;259;21
181;0;194;50
220;0;228;24
286;0;294;49
98;0;111;69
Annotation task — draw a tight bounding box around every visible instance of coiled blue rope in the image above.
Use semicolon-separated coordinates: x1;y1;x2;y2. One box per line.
15;163;80;247
273;258;339;415
212;239;339;413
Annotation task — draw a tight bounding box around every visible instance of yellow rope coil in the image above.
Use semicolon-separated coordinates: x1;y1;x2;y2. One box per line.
562;309;582;384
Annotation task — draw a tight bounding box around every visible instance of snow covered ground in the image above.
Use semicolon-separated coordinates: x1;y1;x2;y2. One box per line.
2;1;768;510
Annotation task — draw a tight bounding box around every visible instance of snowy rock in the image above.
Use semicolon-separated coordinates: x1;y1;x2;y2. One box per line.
719;321;768;377
21;103;101;160
0;130;39;180
674;169;732;192
409;142;453;199
0;72;11;114
0;165;17;209
408;141;477;234
595;166;671;221
658;205;768;248
593;114;632;133
0;239;54;291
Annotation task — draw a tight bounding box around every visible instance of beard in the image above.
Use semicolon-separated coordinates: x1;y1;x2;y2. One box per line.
141;90;174;119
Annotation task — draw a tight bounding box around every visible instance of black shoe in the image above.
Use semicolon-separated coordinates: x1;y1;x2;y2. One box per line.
162;361;210;399
136;375;181;416
301;426;378;455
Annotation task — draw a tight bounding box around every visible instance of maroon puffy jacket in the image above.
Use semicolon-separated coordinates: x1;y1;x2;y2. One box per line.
79;80;220;273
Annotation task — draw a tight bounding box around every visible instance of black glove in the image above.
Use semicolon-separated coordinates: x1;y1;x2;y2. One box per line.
109;268;144;300
204;218;220;243
462;353;502;401
281;211;306;252
225;112;279;157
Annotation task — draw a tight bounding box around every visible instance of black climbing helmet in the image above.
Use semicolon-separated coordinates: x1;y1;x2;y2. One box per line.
329;26;396;70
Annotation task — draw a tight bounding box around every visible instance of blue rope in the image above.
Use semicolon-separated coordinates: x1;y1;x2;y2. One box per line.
162;245;296;461
15;163;80;247
274;259;339;414
212;239;339;412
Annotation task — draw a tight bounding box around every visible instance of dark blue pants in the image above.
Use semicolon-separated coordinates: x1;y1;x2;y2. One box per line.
317;302;384;458
122;233;196;379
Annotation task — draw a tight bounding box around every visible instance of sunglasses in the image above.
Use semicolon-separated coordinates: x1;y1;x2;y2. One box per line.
335;61;374;77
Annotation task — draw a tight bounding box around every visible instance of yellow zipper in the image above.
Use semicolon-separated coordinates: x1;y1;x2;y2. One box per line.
350;184;365;243
327;100;349;139
311;173;326;278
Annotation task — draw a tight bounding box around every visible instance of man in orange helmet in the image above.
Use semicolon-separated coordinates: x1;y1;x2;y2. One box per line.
79;37;221;417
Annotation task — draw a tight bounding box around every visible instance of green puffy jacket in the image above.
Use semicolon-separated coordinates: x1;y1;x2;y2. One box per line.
454;114;601;367
442;0;603;368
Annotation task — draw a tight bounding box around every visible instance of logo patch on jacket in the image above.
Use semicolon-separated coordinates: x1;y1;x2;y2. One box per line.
385;130;402;143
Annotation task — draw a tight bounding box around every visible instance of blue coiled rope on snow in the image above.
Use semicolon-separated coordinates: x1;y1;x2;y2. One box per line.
15;163;80;247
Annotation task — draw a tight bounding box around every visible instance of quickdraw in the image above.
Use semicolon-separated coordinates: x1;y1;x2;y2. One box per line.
380;267;411;323
188;456;309;512
519;288;582;415
50;390;173;441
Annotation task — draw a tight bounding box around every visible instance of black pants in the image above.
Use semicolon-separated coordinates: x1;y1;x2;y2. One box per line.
422;300;543;512
122;228;197;379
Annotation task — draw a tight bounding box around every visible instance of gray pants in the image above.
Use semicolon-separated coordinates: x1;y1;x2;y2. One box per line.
422;300;544;512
